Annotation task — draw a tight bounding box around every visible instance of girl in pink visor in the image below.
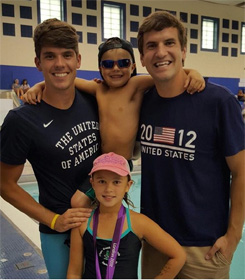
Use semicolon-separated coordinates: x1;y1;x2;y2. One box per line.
67;152;186;279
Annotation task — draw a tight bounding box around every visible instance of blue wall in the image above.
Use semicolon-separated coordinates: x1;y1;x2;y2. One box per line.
0;65;242;95
0;65;101;90
207;77;241;95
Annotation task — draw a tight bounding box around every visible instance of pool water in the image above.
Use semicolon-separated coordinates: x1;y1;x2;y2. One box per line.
19;173;244;279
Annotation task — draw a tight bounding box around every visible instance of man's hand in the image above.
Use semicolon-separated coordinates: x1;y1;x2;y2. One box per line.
205;234;238;263
54;208;92;232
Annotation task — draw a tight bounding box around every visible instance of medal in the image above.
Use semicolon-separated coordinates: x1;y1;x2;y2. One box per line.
93;205;126;279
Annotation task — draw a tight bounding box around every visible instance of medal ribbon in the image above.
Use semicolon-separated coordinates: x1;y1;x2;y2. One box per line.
93;205;126;279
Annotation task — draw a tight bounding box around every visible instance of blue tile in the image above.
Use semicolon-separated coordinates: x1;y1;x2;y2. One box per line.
231;48;237;57
232;20;238;30
87;32;97;44
143;6;151;17
87;15;97;27
20;6;32;19
130;21;139;32
191;14;198;24
3;23;15;36
21;25;33;38
72;13;82;25
190;44;197;53
223;19;229;29
87;0;97;10
130;37;137;48
222;33;229;42
2;3;14;17
72;0;82;8
222;47;229;56
180;12;188;23
232;34;238;43
130;4;139;16
190;29;198;39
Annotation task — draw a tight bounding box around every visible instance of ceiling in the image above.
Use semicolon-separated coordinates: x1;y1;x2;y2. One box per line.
200;0;245;8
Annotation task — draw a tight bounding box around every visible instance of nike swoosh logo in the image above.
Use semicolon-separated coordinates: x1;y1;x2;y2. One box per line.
43;120;54;128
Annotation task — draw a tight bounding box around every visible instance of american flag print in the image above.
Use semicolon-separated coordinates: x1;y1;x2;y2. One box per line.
153;127;176;144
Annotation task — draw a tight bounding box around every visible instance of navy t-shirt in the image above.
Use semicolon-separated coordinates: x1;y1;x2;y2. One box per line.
0;89;101;233
138;82;245;246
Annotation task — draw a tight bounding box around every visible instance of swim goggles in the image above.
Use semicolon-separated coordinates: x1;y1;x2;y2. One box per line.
100;59;132;69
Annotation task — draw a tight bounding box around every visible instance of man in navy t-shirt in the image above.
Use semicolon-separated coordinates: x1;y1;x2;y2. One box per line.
137;11;245;279
0;19;101;278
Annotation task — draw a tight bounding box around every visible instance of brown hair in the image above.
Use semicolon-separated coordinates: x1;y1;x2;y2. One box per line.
33;18;79;59
137;11;187;55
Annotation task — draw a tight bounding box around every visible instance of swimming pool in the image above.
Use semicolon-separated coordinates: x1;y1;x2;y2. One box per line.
19;173;141;208
19;174;244;279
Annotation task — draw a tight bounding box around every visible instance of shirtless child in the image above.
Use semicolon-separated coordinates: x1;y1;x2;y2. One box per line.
24;37;205;204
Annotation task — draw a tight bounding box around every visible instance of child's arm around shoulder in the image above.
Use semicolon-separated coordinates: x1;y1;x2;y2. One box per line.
183;68;205;94
23;77;100;105
130;211;186;279
75;77;100;96
22;81;45;104
128;68;205;97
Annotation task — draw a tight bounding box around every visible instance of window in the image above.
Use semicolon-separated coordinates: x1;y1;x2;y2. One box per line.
241;23;245;54
38;0;64;22
102;1;125;40
201;16;219;52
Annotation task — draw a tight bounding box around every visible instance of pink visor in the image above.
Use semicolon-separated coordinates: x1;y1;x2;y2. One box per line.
89;152;131;177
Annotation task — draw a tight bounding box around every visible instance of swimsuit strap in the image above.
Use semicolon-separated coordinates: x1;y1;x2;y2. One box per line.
125;207;132;231
87;209;95;230
87;207;132;238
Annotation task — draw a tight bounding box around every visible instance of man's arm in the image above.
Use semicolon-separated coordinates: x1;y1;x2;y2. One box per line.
0;162;92;232
206;149;245;261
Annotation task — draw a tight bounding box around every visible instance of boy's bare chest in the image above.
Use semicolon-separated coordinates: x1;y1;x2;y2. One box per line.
97;91;139;116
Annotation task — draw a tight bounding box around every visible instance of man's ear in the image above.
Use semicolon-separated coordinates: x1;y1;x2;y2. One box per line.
76;54;81;69
140;54;145;67
35;57;42;72
182;47;187;66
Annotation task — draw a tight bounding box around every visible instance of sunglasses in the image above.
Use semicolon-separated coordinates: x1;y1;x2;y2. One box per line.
100;59;132;69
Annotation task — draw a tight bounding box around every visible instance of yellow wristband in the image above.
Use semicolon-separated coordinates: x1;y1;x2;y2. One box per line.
50;214;60;230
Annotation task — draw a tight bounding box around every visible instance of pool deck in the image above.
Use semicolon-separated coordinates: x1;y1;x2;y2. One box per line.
0;210;48;279
0;162;48;279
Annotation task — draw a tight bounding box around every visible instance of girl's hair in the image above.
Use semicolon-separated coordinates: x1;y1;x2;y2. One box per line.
137;11;187;55
33;18;79;59
123;191;135;208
